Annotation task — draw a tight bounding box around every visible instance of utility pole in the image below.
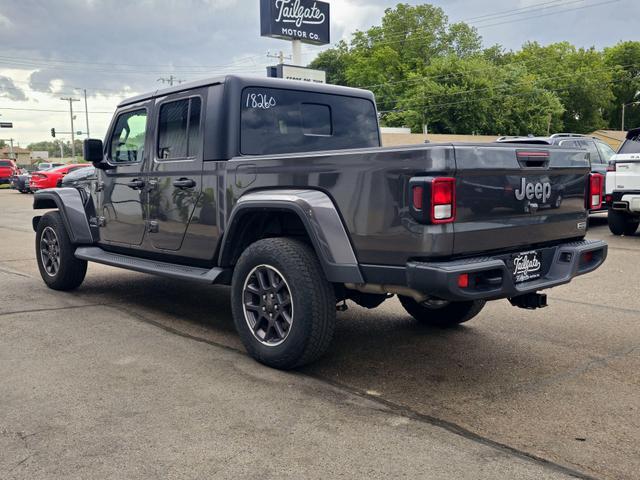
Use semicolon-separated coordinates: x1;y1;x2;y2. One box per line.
60;97;80;160
157;75;184;86
267;50;292;65
83;89;90;138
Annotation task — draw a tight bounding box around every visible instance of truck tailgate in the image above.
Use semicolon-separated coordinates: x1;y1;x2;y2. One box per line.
453;144;590;256
607;155;640;192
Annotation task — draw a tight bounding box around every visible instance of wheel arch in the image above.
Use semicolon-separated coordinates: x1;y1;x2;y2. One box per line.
219;189;364;284
32;188;94;245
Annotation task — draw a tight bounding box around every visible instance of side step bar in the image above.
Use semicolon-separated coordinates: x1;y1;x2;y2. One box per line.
75;246;224;284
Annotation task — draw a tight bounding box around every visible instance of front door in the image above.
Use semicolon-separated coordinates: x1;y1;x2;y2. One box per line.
99;105;150;246
147;93;203;252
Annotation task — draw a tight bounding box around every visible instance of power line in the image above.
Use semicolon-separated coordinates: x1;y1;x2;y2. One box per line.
0;107;113;114
299;0;619;58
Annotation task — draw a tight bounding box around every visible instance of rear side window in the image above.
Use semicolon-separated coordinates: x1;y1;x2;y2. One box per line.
240;87;379;155
581;140;602;163
157;97;201;160
596;141;616;162
0;160;12;167
619;133;640;154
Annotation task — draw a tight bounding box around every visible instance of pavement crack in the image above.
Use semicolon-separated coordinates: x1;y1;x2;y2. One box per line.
117;305;601;480
0;303;117;318
549;296;640;315
0;265;31;278
7;454;34;474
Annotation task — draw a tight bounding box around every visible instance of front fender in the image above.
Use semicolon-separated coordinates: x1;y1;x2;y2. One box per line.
33;188;94;244
220;189;364;284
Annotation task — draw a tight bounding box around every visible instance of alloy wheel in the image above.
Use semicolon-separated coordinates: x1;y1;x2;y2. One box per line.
40;226;60;277
242;264;294;346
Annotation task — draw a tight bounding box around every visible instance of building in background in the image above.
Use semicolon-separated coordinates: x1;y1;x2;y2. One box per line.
0;146;31;166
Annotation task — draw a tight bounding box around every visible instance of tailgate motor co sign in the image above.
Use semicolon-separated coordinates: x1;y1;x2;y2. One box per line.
260;0;330;45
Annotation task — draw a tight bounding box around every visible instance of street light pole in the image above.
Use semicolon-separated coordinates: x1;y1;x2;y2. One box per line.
83;89;90;138
60;97;80;160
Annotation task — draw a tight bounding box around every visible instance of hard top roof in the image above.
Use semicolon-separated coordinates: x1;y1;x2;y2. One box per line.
118;74;375;108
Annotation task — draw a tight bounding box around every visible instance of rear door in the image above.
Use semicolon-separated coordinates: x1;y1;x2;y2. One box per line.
147;91;204;252
453;144;590;255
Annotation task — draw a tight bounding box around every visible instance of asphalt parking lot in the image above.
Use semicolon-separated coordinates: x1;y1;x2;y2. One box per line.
1;189;638;480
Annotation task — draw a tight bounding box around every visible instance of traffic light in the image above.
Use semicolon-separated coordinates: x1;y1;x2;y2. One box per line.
51;128;55;138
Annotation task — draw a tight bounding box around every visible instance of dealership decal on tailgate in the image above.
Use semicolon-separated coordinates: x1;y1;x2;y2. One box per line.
512;250;542;283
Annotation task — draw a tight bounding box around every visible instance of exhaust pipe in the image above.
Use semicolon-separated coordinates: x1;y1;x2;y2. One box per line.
344;283;429;303
509;293;547;310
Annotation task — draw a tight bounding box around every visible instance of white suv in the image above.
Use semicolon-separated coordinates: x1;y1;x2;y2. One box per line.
606;127;640;235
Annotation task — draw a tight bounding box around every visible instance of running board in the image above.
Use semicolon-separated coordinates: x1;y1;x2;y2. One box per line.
74;246;223;284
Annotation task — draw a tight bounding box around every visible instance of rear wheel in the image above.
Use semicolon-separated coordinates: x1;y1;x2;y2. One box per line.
35;211;87;290
399;296;485;328
231;238;336;369
608;208;639;236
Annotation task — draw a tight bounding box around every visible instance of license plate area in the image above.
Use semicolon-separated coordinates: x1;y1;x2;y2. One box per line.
511;250;542;283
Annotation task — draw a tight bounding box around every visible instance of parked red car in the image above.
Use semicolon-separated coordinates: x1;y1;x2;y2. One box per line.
29;164;89;191
0;159;18;185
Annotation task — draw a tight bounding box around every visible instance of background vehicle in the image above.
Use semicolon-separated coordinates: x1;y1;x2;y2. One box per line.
497;133;615;212
61;165;96;194
32;76;607;369
36;162;64;171
605;127;640;235
10;169;32;193
30;163;89;191
0;159;18;185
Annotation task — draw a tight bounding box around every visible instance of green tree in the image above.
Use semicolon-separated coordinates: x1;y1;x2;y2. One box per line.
604;41;640;130
504;42;613;133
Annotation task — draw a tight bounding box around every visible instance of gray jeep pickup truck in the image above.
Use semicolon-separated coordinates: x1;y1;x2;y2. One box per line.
33;75;607;369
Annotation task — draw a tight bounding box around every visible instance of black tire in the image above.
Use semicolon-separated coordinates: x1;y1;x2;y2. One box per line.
35;211;87;291
231;238;336;369
399;296;485;328
608;208;639;236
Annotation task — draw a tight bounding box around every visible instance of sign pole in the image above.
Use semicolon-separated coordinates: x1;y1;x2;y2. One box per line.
291;40;302;66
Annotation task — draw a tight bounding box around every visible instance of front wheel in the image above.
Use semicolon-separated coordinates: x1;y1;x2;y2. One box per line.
608;209;639;236
399;296;485;328
35;211;87;290
231;238;336;369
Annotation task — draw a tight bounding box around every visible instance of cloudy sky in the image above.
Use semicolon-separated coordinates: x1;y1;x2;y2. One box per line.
0;0;637;146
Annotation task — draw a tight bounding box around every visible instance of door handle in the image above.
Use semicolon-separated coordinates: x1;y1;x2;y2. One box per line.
126;179;145;190
173;178;196;189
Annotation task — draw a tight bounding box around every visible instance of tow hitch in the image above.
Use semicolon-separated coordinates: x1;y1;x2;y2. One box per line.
509;293;548;310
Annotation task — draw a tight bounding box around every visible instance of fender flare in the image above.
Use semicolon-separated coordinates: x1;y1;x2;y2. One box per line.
219;189;364;284
32;188;94;245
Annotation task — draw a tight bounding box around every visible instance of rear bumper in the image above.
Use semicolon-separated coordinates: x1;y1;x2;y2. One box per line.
405;239;607;301
611;194;640;213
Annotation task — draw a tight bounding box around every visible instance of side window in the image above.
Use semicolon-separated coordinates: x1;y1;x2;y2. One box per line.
596;141;616;162
157;97;201;160
581;140;602;164
110;109;147;164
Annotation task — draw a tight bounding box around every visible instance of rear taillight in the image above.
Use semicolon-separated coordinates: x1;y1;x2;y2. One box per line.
32;173;46;179
588;173;603;210
431;178;456;223
409;177;456;224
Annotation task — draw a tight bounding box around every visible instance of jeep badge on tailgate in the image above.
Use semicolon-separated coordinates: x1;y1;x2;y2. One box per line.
515;178;552;203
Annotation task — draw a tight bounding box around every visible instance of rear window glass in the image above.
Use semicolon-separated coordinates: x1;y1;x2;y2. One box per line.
619;133;640;154
0;161;12;167
240;87;379;155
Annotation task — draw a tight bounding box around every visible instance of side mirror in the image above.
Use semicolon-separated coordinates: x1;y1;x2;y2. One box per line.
83;139;112;170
